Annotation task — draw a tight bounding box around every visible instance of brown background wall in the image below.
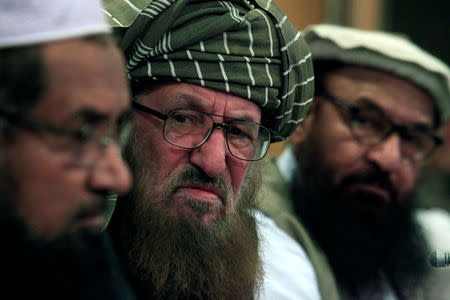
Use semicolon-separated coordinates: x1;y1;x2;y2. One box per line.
268;0;327;155
267;0;384;156
275;0;326;30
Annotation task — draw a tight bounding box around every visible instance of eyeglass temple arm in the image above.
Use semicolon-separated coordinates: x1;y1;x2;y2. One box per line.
132;101;167;121
0;108;69;134
322;92;355;110
322;93;443;147
322;92;366;121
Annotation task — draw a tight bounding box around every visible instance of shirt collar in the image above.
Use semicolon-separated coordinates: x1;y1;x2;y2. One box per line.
276;144;298;183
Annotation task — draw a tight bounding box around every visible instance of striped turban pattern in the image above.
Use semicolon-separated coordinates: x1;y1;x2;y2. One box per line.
104;0;314;141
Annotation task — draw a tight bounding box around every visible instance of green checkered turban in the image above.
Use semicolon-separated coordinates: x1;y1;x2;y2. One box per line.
103;0;314;142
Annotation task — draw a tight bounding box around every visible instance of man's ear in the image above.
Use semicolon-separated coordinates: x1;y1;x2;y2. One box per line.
290;97;319;146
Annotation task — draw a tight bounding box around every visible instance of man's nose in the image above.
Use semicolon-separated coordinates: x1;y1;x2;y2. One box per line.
366;133;403;172
88;144;133;194
189;128;227;178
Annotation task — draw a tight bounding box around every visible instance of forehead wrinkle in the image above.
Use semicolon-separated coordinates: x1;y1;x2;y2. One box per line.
40;41;130;124
174;91;260;123
223;93;261;123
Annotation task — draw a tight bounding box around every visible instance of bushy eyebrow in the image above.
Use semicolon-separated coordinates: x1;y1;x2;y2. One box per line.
69;109;109;124
175;94;259;123
354;97;384;114
176;95;207;112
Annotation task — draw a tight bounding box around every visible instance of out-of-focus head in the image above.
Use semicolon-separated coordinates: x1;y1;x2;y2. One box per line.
0;0;132;242
104;1;313;297
293;24;450;220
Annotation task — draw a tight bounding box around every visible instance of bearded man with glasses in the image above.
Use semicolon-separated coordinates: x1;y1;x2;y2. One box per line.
0;0;135;298
102;0;321;299
259;24;450;299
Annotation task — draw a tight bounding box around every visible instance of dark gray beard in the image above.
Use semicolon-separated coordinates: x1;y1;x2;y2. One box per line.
109;137;263;300
294;144;430;298
0;189;134;299
0;153;135;300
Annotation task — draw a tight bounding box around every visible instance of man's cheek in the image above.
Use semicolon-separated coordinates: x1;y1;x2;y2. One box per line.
231;161;252;186
393;165;417;199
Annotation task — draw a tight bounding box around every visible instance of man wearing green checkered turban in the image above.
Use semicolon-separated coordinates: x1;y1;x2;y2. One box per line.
103;0;317;299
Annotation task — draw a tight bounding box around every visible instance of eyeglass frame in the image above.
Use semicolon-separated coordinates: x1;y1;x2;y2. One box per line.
0;107;132;163
132;101;271;161
320;92;443;160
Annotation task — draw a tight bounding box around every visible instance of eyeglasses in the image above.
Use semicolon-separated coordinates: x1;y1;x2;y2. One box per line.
0;108;133;166
321;92;442;161
132;101;271;161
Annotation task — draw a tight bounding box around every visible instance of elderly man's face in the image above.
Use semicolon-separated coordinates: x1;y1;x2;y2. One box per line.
133;82;260;228
296;66;434;222
3;39;132;240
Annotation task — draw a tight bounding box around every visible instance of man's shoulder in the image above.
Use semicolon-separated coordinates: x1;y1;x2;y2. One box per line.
256;156;341;300
257;156;312;244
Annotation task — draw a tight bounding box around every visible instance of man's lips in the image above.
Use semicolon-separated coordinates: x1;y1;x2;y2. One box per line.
71;205;107;233
176;183;226;206
349;183;392;203
74;214;104;231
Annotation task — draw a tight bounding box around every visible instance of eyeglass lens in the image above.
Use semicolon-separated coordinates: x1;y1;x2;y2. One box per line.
349;105;435;160
163;109;269;161
73;119;133;166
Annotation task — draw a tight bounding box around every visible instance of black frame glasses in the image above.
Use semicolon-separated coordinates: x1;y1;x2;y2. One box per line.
132;101;271;161
0;108;132;165
321;92;443;161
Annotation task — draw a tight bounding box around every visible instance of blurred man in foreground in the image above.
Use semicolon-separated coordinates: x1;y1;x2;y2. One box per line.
0;0;134;298
259;24;450;299
103;0;321;299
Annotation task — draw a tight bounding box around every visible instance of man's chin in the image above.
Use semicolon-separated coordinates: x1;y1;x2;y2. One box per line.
164;208;224;231
195;212;226;229
161;198;228;229
35;230;101;254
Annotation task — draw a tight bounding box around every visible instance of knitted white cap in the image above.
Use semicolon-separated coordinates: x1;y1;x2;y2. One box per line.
0;0;110;48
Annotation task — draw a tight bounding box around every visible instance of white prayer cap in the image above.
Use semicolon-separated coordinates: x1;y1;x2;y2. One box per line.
0;0;110;49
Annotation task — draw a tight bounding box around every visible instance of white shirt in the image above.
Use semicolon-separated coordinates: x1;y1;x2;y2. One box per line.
416;208;450;251
255;210;321;300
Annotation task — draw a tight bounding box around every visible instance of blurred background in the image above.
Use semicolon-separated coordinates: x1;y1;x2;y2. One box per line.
270;0;450;209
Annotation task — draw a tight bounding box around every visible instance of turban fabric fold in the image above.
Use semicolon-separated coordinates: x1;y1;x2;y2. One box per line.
104;0;314;141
